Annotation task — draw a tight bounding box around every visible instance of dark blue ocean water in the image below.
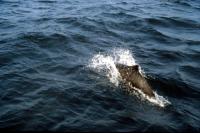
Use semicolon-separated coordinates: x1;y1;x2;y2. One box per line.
0;0;200;132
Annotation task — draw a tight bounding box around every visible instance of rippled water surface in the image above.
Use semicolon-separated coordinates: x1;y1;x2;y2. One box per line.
0;0;200;132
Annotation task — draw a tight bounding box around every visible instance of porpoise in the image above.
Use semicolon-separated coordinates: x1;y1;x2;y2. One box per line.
116;64;155;98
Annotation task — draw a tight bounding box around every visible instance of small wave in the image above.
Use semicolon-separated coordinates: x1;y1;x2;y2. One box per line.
38;0;57;4
146;17;200;29
21;32;69;45
88;48;170;107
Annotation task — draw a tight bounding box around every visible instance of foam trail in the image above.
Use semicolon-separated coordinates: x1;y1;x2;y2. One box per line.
128;86;170;107
88;48;170;107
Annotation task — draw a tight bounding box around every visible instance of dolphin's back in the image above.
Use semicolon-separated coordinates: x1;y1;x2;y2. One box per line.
116;64;155;98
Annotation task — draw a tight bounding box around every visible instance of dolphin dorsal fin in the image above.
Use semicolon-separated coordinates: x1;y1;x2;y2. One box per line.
116;64;140;73
131;65;139;71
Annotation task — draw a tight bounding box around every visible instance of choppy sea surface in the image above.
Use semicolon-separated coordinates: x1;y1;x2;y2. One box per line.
0;0;200;132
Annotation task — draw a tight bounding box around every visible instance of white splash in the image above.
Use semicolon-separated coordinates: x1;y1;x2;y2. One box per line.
111;48;136;66
88;54;120;86
88;48;170;107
